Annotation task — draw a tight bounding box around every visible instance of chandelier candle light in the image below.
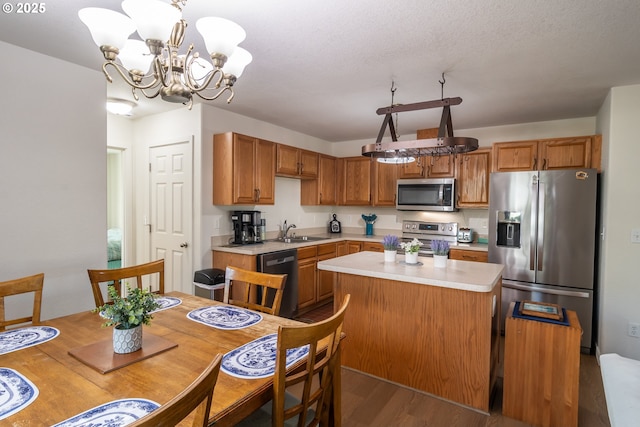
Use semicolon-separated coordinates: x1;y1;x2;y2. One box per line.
79;0;252;110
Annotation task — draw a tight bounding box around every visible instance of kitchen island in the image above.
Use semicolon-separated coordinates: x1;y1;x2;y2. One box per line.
317;251;503;413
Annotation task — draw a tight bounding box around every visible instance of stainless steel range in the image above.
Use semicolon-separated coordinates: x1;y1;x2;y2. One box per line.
400;220;458;257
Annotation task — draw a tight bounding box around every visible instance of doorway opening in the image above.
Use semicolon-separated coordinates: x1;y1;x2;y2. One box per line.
107;148;124;269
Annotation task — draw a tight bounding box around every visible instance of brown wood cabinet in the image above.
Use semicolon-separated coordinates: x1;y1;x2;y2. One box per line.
371;161;397;206
503;304;581;426
211;250;257;300
297;246;317;310
338;157;372;205
362;241;384;252
449;248;488;262
276;144;318;179
298;243;337;313
399;128;455;178
346;241;362;253
455;147;491;208
213;132;276;205
492;135;602;172
300;154;337;205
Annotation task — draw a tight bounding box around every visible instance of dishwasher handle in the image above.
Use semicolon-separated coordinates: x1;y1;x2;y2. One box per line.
265;255;296;267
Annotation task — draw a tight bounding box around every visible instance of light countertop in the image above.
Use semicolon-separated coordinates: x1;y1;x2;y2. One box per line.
317;251;503;293
211;233;488;256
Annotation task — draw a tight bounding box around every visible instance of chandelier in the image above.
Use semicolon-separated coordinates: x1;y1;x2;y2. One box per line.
362;75;478;160
79;0;252;109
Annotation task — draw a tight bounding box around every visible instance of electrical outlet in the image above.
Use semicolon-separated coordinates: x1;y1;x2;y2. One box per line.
629;322;640;337
632;229;640;243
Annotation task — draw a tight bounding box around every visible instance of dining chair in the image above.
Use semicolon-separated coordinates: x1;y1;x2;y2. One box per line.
235;294;351;427
0;273;44;331
87;259;165;308
127;353;222;427
223;266;287;316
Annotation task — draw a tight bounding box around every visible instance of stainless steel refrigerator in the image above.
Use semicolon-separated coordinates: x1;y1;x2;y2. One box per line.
488;169;598;352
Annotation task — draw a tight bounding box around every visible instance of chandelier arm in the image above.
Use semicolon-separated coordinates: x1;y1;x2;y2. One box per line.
193;85;235;104
137;86;162;100
154;53;172;89
103;61;162;91
183;55;225;92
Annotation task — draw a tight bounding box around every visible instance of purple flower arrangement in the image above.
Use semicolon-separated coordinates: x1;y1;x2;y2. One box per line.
382;234;400;250
430;239;450;256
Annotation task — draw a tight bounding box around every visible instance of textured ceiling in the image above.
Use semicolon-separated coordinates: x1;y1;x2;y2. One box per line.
1;0;639;142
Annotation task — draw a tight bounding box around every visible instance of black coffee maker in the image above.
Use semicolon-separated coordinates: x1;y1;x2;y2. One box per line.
231;211;262;244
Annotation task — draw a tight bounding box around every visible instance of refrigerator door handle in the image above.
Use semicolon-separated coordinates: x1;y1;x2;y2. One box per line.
503;280;591;298
537;182;545;271
530;178;537;271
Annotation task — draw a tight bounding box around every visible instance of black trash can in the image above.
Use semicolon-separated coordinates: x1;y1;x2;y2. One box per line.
193;268;226;300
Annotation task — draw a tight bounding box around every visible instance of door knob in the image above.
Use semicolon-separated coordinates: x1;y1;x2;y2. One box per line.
180;242;188;248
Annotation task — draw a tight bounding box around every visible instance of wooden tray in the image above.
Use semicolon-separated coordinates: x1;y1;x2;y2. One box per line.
69;333;178;374
518;300;564;321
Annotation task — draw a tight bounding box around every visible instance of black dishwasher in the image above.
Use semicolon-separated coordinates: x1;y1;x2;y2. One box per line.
257;249;298;319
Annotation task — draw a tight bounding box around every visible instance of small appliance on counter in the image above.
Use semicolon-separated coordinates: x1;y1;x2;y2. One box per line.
329;214;341;233
457;227;474;243
231;210;263;244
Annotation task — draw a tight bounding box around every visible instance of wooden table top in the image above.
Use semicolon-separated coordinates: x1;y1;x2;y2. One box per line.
2;292;306;426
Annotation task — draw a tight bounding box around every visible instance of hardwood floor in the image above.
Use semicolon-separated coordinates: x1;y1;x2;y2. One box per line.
300;301;612;427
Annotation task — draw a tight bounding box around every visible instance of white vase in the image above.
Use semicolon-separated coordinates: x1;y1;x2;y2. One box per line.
113;324;143;354
433;254;448;268
405;252;419;264
384;250;396;262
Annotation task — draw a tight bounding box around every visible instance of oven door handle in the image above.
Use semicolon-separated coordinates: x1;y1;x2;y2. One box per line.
503;280;590;298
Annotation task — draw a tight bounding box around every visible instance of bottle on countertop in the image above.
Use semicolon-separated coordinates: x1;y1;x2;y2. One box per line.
260;219;266;241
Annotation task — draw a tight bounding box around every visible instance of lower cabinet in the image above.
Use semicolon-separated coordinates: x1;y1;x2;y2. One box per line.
362;242;384;252
298;243;337;313
449;248;488;262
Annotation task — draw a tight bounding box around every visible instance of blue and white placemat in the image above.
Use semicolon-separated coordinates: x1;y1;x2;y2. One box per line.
51;398;160;427
221;333;310;379
0;326;60;355
0;368;39;420
187;305;262;330
151;296;182;313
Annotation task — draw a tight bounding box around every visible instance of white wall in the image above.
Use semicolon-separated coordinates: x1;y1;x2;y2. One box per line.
596;84;640;358
0;41;106;319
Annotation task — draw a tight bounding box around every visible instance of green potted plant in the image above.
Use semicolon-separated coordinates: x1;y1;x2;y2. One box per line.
400;237;423;264
93;284;160;354
382;234;400;262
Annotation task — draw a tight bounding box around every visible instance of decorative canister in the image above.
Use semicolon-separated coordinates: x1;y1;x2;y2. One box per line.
113;324;143;354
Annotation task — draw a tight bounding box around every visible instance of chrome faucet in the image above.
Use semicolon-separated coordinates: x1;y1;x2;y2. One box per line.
283;220;297;239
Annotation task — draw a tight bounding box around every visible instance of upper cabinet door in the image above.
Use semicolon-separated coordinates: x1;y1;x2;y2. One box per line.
339;157;372;205
539;137;591;170
456;148;491;208
493;140;539;172
276;144;319;179
255;139;276;204
213;132;276;205
372;161;398;206
300;154;337;205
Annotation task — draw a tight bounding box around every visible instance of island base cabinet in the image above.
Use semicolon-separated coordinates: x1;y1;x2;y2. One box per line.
502;305;581;427
333;273;501;412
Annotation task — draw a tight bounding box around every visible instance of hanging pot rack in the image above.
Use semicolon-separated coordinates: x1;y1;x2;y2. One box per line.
362;77;478;159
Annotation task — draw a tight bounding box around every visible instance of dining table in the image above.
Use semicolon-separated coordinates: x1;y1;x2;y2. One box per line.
0;291;341;426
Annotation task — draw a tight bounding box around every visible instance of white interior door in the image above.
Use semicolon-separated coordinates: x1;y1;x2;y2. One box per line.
149;140;193;293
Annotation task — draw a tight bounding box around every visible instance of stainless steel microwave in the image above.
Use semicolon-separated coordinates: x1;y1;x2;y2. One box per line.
396;178;457;211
